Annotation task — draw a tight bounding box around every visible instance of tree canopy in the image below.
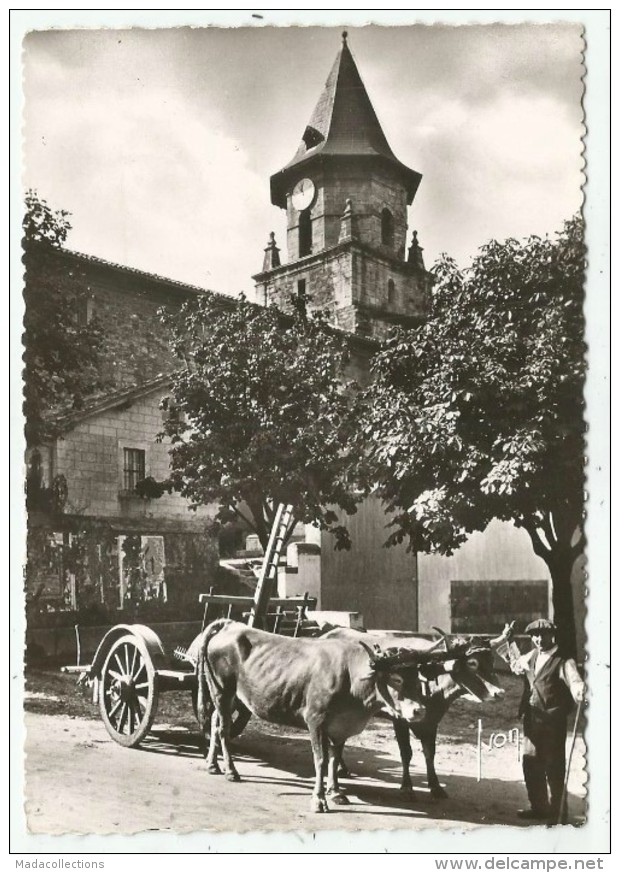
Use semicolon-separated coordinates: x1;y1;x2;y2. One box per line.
359;217;586;654
23;191;105;446
159;292;363;550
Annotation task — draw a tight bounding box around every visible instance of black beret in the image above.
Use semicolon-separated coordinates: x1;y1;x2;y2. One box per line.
525;619;556;635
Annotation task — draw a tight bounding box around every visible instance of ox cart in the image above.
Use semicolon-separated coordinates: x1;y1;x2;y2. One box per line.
62;505;317;748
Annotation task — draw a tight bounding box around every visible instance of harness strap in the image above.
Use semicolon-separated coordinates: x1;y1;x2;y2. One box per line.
419;673;437;700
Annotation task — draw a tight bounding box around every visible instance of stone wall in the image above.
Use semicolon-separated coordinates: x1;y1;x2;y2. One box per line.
26;383;220;619
53;387;214;522
35;246;202;391
26;620;204;663
26;520;218;620
352;248;427;321
285;163;409;260
256;240;427;341
84;273;181;389
257;245;352;317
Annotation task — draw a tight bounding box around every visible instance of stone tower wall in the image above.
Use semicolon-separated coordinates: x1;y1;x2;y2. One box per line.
256;241;428;340
285;164;408;262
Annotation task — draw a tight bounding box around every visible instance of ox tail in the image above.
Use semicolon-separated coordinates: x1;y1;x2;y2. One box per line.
196;618;232;736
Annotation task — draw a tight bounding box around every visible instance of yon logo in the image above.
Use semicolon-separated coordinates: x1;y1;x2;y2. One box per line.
476;718;521;781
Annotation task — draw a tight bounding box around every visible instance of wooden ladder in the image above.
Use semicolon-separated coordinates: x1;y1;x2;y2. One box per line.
247;503;294;628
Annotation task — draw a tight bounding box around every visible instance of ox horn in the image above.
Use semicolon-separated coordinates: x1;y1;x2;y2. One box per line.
358;639;382;667
431;626;451;651
427;637;448;653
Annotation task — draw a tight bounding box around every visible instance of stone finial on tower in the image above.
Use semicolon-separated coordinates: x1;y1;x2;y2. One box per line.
262;231;281;272
408;229;426;270
338;198;356;243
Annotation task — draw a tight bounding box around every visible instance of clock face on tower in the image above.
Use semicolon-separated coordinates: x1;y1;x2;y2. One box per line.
291;178;315;211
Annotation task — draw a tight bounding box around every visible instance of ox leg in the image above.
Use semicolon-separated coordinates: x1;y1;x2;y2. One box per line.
327;742;350;805
417;727;447;799
394;719;416;799
336;747;352;779
206;709;222;774
218;701;241;783
308;725;330;813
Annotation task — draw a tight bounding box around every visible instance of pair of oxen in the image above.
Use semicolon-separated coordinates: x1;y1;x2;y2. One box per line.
194;619;506;813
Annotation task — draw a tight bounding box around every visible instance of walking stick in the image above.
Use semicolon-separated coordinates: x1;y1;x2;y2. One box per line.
557;698;583;825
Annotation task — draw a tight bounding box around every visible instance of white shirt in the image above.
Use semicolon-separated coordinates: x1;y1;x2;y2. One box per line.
495;641;584;703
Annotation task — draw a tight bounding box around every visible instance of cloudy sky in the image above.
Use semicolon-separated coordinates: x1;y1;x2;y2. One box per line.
22;21;585;297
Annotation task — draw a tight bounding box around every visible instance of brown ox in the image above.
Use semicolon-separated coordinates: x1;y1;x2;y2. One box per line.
196;618;440;812
325;627;505;799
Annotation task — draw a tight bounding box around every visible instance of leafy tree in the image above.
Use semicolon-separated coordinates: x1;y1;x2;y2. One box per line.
23;191;105;446
23;189;72;247
159;292;362;551
360;218;586;655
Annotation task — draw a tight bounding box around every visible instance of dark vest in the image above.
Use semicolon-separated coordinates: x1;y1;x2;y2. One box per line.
520;652;573;721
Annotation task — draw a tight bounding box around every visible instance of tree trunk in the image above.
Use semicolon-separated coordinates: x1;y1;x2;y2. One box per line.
523;516;583;661
546;546;578;659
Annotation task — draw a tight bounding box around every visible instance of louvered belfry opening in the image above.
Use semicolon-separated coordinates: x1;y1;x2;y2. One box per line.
299;209;312;257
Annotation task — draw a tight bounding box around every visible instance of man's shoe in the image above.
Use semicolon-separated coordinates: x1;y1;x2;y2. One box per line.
517;808;550;820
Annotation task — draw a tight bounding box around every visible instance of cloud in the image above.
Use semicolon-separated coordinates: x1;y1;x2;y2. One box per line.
399;88;583;266
356;24;584;264
23;35;282;294
22;25;584;286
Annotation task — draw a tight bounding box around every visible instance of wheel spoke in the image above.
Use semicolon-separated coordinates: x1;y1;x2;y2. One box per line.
118;702;129;734
134;696;144;722
122;643;131;674
108;698;123;721
100;637;157;746
127;702;135;734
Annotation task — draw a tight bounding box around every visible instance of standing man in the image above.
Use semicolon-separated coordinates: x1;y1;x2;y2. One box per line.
495;619;585;823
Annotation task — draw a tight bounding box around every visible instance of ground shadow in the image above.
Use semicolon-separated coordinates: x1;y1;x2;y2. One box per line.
134;722;585;827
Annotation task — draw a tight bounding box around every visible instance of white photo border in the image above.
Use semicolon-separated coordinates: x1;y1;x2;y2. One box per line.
9;7;611;856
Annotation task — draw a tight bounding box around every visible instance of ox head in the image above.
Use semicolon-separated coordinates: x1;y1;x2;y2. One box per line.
427;631;505;703
364;645;434;724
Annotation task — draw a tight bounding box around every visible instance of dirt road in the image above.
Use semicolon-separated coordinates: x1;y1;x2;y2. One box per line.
23;711;587;835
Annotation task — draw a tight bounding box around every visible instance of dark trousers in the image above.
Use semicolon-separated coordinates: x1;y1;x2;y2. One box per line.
522;709;568;820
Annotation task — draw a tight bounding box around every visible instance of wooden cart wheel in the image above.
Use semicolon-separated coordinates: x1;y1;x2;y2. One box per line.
191;687;250;739
99;634;159;748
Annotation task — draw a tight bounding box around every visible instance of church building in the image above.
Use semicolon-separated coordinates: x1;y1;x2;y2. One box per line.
25;33;562;645
250;33;437;630
254;32;431;341
253;33;555;638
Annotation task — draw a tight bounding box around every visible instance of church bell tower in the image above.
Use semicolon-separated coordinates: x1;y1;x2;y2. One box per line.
253;32;431;339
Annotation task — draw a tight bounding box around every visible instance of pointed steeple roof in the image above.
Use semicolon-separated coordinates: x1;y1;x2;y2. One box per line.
271;33;421;207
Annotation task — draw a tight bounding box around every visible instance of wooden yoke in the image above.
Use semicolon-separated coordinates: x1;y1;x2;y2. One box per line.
247;503;294;628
